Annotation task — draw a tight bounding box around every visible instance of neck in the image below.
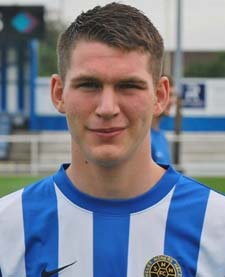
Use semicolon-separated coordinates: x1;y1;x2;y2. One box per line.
66;138;165;199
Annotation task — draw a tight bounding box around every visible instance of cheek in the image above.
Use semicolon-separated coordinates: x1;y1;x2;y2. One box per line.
63;98;91;137
64;93;94;118
139;93;154;112
65;99;88;140
122;95;153;123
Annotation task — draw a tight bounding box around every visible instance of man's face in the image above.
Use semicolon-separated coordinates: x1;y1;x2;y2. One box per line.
55;41;166;167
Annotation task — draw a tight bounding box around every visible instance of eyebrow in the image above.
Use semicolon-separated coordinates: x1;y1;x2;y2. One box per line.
69;75;148;86
69;76;100;86
117;78;147;85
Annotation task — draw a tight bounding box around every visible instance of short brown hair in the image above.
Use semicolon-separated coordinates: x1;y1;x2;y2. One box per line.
57;2;164;83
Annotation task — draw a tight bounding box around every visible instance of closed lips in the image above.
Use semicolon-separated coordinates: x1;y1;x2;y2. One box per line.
89;127;125;133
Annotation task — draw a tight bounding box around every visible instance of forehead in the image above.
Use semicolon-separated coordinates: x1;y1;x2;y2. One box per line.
66;40;153;80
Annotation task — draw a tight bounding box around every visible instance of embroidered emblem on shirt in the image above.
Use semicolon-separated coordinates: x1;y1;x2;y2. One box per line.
144;255;182;277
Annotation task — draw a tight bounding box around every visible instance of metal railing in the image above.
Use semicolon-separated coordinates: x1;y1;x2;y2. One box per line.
0;132;225;176
0;132;70;175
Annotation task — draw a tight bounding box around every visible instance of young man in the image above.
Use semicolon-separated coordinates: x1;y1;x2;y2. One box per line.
151;75;176;164
0;3;225;277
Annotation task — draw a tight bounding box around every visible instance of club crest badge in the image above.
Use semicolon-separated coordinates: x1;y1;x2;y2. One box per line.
144;255;182;277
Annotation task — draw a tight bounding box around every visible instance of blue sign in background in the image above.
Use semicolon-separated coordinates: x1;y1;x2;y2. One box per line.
181;83;205;108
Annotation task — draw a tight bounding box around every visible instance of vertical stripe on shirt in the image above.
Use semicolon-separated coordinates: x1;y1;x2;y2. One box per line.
127;188;174;277
164;179;209;276
55;185;93;277
0;189;26;276
93;213;130;277
22;177;58;276
196;190;225;276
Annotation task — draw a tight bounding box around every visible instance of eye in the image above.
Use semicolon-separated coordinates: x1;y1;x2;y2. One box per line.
118;82;145;90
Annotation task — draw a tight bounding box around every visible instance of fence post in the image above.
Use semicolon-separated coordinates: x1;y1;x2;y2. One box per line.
30;136;39;175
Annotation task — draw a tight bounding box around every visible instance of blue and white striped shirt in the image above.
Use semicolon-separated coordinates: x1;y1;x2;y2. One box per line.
1;164;225;276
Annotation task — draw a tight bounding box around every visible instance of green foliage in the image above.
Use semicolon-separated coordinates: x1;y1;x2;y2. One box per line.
38;20;65;76
185;52;225;77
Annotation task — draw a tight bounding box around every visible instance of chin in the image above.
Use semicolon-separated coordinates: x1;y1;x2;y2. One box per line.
94;158;122;168
87;147;128;167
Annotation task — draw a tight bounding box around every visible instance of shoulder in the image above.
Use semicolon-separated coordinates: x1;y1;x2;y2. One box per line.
0;189;25;257
0;175;55;219
177;174;225;205
180;174;224;193
0;188;24;215
0;175;55;245
171;172;225;232
22;175;55;196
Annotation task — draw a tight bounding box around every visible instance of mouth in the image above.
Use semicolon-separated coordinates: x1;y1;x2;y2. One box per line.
88;127;126;138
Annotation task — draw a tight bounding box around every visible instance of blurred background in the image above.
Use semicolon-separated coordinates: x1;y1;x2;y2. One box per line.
0;0;225;195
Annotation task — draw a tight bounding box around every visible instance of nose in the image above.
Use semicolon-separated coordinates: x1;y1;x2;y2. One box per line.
95;87;120;119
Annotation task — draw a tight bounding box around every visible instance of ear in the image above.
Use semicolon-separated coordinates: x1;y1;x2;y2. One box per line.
153;76;170;117
51;74;65;114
